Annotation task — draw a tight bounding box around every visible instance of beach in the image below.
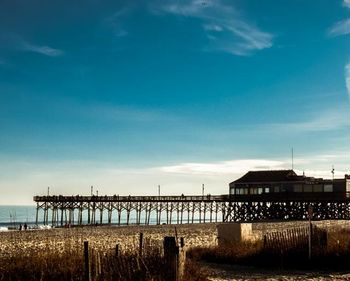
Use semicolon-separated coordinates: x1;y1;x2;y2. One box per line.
1;223;350;280
0;223;218;256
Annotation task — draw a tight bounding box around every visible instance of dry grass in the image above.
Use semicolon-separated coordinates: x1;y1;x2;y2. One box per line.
0;224;217;256
187;228;350;271
0;224;217;281
2;223;348;280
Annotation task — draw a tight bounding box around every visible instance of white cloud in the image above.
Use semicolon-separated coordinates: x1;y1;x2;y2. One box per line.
151;0;273;56
158;159;285;175
2;151;350;204
328;18;350;37
22;42;64;57
346;62;350;98
328;0;350;36
157;153;350;180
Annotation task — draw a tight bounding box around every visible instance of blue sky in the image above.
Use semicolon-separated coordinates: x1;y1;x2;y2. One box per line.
0;0;350;204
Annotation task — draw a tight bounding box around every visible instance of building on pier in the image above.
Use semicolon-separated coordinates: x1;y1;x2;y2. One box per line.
226;169;350;221
229;169;350;198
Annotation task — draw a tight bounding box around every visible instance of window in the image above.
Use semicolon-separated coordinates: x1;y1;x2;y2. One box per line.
258;187;263;194
230;188;235;195
324;184;333;192
236;188;248;195
250;187;258;194
304;185;312;192
274;186;280;193
264;187;270;193
293;184;303;192
313;184;323;193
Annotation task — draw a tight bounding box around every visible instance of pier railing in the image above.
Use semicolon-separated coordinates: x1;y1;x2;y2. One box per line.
33;195;226;203
33;192;350;226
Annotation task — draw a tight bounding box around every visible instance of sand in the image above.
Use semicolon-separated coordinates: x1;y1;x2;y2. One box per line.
0;223;218;256
202;262;350;281
1;223;349;280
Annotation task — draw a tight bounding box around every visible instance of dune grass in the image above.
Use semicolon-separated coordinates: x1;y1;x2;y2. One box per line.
186;228;350;271
0;224;216;281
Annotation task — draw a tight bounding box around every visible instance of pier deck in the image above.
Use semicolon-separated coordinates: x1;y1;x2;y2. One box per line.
33;193;350;226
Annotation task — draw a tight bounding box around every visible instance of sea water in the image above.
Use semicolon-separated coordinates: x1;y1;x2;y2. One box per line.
0;205;214;230
0;205;37;230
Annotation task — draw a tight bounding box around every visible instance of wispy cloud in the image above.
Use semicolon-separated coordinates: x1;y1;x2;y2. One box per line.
158;159;285;175
261;107;350;133
328;18;350;37
53;97;170;123
157;153;350;179
21;41;64;57
346;62;350;98
104;7;130;37
150;0;273;56
328;0;350;36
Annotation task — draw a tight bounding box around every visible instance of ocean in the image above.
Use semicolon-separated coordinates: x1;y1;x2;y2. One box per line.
0;205;213;230
0;205;38;229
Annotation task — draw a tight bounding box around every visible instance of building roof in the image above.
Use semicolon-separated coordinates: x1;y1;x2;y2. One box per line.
231;170;298;185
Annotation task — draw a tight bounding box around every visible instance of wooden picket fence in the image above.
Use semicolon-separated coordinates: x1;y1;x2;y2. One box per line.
83;234;185;281
263;224;327;254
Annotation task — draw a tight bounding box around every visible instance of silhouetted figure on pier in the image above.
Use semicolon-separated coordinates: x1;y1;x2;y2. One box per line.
19;224;22;231
24;223;27;230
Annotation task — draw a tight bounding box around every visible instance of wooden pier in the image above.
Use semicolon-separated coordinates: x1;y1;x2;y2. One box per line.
33;193;350;226
33;195;230;226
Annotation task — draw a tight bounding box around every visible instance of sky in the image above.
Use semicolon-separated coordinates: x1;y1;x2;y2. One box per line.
0;0;350;204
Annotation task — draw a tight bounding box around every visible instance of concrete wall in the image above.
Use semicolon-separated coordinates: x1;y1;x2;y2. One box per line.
217;220;350;246
217;223;260;246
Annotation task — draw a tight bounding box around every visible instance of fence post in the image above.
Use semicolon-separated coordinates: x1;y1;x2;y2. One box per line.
84;241;91;281
308;205;313;261
178;237;186;281
115;244;119;257
139;232;143;256
164;236;179;281
97;251;101;276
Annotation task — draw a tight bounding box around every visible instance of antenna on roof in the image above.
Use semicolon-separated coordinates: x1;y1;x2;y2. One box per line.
291;147;294;170
331;165;335;181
